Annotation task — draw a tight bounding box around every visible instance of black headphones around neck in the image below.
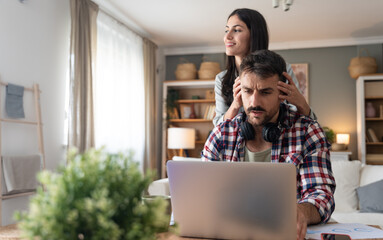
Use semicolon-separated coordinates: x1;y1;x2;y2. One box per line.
240;104;285;143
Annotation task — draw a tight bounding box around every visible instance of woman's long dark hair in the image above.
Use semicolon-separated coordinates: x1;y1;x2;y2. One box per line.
222;8;269;106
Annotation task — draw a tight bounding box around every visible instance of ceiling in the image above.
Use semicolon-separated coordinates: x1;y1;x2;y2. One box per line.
96;0;383;50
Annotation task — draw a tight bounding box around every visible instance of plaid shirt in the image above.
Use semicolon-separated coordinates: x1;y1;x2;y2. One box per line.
201;103;336;223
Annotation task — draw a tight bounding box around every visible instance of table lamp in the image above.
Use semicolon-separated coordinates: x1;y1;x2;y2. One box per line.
167;128;195;157
332;133;350;151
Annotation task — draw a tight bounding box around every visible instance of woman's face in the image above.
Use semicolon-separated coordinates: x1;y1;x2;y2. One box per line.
224;14;251;58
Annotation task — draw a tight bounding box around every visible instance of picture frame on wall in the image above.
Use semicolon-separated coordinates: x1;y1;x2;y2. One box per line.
291;63;309;103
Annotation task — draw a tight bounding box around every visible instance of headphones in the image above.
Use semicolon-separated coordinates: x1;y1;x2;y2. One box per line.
240;104;285;143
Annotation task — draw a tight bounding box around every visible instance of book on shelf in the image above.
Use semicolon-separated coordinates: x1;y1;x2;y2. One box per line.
209;105;216;120
367;128;379;142
207;105;215;119
203;105;210;119
203;105;216;120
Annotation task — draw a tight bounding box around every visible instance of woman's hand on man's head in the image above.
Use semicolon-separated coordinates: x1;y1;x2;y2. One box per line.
277;72;310;117
232;76;243;110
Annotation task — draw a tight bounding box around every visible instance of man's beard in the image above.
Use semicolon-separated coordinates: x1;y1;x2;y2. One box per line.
246;106;274;127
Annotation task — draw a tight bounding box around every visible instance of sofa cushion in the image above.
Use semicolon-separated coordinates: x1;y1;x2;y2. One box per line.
360;165;383;186
356;179;383;213
148;178;170;196
331;160;361;212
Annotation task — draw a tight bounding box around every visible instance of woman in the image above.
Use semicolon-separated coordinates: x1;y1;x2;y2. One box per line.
213;8;315;126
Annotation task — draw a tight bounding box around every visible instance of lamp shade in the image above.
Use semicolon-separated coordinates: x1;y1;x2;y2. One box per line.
336;133;350;145
167;128;195;149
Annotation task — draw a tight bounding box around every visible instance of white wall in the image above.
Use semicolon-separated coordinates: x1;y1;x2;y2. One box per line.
0;0;70;225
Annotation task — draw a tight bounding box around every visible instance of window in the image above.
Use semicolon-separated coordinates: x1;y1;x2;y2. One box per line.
94;11;145;165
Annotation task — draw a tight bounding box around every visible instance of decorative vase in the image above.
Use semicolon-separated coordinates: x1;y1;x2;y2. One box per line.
366;102;376;118
189;103;196;119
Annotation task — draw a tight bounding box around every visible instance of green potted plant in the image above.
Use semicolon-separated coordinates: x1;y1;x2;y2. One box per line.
166;89;179;120
323;126;335;144
16;148;170;240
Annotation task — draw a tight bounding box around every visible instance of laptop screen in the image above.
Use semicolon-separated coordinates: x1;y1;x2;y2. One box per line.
167;161;297;240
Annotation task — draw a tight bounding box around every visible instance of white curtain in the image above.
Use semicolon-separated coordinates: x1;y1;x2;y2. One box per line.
94;11;145;166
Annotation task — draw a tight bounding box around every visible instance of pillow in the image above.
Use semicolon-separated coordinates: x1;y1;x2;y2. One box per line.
360;165;383;186
356;179;383;213
331;160;361;212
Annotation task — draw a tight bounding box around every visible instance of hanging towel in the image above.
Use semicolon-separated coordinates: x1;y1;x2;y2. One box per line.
5;83;25;118
1;155;41;195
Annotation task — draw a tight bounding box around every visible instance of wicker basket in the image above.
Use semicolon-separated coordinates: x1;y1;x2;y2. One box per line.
200;62;220;71
175;61;197;80
198;69;220;80
198;62;221;80
348;48;377;79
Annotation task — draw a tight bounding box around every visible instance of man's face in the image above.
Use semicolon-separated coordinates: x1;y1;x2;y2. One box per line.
241;72;281;127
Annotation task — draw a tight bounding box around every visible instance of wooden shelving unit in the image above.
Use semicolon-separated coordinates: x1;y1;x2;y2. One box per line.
356;74;383;165
162;79;215;178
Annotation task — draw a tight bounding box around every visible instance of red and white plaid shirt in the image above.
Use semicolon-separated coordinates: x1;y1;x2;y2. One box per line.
201;103;336;223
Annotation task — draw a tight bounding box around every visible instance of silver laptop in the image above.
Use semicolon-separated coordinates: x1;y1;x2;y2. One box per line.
167;161;297;240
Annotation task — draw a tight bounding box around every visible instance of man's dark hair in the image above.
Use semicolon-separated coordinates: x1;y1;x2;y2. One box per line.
239;50;287;81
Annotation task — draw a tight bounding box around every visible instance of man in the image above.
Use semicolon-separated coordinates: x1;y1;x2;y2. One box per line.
202;50;335;240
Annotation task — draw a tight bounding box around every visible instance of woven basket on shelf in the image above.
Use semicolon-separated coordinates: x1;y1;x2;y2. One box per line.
348;48;377;79
175;59;197;80
198;61;221;80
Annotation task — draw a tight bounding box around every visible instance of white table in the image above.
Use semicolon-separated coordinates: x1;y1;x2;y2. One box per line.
330;151;352;161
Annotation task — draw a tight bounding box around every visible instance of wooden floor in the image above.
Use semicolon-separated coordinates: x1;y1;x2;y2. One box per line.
0;224;22;240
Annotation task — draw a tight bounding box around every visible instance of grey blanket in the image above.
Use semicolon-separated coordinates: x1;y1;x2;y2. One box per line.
1;154;41;195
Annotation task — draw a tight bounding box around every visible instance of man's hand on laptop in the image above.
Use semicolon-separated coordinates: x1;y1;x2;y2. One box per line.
296;203;321;240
